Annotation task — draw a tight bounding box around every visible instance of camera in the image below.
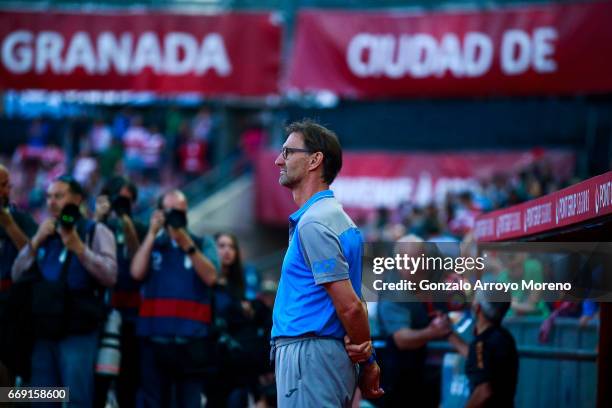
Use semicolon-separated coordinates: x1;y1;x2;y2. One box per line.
111;195;132;217
58;203;81;230
164;209;187;229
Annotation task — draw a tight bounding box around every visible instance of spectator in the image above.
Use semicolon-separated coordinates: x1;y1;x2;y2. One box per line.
88;118;112;156
448;290;518;408
209;232;270;407
497;254;549;317
111;108;132;142
192;107;213;143
142;125;165;181
123;116;149;175
11;175;117;407
27;118;50;148
178;136;208;179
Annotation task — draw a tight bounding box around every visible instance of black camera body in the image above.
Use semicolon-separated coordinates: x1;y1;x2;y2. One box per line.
111;195;132;217
58;203;81;230
164;209;188;229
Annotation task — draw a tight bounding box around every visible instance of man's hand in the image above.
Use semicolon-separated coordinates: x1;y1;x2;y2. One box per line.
149;210;165;236
169;227;194;252
58;227;85;256
427;314;452;339
359;362;384;399
0;207;15;228
31;218;56;250
94;195;111;222
344;335;372;364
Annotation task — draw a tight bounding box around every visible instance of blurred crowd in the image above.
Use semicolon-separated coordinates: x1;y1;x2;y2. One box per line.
360;159;579;244
1;107;268;222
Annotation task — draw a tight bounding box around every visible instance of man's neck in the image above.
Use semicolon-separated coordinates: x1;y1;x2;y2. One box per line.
292;180;329;208
475;317;493;336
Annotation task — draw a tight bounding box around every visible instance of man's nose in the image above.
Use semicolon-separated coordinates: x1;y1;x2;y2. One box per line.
274;154;285;166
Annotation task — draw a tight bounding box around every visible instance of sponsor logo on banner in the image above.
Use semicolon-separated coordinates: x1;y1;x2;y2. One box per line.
555;189;589;224
496;212;521;238
474;218;495;240
595;180;611;215
524;202;552;233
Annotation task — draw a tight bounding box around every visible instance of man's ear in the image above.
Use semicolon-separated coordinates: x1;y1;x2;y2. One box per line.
308;151;324;171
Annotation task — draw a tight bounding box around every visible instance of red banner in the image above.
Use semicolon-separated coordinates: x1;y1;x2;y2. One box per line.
475;171;612;242
0;10;281;95
255;149;575;225
287;2;612;98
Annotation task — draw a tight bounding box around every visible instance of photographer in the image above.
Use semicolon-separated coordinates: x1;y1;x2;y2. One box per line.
11;175;117;407
131;189;219;408
0;164;38;385
93;176;146;408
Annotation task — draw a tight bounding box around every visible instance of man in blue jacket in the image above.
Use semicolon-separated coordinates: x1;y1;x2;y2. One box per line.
271;120;383;407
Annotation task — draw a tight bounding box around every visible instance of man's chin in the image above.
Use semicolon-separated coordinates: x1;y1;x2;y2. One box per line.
278;175;291;187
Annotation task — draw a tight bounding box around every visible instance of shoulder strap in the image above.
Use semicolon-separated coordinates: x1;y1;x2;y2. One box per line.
87;222;97;248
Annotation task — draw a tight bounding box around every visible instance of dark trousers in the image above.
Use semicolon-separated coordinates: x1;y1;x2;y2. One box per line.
138;339;203;408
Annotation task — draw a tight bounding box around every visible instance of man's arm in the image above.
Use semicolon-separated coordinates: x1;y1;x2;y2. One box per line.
448;332;469;357
11;244;36;281
12;218;56;281
171;228;217;286
0;209;30;250
121;215;141;258
77;223;117;287
466;383;493;408
299;221;383;399
323;279;370;344
131;210;163;281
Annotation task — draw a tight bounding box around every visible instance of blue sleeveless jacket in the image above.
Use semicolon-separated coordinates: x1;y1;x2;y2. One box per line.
36;220;98;291
137;232;212;338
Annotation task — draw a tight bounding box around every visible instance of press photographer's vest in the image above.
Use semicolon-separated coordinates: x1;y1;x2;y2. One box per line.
109;220;142;317
137;233;212;338
37;220;98;290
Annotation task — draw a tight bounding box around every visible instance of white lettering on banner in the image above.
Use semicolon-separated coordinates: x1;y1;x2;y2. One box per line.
97;32;133;74
496;212;521;237
346;27;557;79
63;31;96;74
331;177;415;208
524;202;552;232
347;32;493;79
556;189;589;224
1;30;32;73
1;30;232;76
501;27;558;75
595;180;611;214
474;219;495;239
36;31;63;74
331;174;481;209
